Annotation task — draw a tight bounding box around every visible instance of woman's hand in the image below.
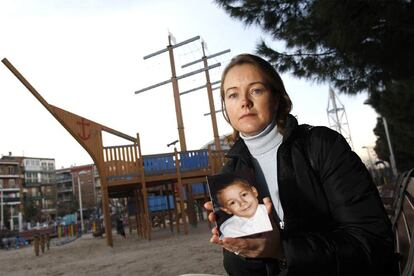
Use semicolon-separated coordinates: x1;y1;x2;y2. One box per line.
203;197;284;259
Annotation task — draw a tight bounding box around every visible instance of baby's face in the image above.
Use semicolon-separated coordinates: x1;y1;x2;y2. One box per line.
219;182;259;218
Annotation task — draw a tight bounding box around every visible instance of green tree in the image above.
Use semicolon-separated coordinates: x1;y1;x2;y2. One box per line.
215;0;414;172
215;0;414;94
369;79;414;172
23;198;41;223
57;197;79;217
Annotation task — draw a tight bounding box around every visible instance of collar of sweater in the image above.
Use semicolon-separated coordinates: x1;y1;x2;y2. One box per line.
240;120;283;156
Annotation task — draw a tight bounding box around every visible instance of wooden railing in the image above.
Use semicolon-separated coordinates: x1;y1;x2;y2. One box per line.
103;144;140;177
103;145;227;180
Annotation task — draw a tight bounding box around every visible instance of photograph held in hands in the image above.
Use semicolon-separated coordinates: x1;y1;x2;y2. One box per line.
207;173;273;239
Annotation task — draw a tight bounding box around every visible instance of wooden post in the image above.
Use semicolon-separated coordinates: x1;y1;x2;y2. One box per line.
40;234;45;254
136;133;151;240
134;189;142;238
139;189;146;238
207;145;214;174
127;197;132;235
174;147;188;234
34;235;40;256
167;36;187;151
172;182;180;233
98;165;113;247
137;189;144;237
46;233;50;250
201;42;221;151
165;182;174;233
185;183;197;227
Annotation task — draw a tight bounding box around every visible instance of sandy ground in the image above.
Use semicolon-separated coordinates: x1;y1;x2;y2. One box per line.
0;222;226;276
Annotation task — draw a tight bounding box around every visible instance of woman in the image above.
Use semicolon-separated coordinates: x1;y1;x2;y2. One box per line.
204;54;396;275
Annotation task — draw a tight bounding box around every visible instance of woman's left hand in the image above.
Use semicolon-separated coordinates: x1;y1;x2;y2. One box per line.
221;227;283;259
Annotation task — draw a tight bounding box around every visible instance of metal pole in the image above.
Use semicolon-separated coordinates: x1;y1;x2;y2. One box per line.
382;117;398;177
329;88;342;134
0;184;4;230
92;166;97;206
363;146;377;182
77;174;85;233
363;146;373;168
10;207;14;231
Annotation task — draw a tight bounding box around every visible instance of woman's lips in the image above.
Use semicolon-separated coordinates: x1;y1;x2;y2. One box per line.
239;113;256;120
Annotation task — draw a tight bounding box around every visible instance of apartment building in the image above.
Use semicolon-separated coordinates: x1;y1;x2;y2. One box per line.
55;168;75;217
23;157;57;220
0;154;24;229
71;164;101;214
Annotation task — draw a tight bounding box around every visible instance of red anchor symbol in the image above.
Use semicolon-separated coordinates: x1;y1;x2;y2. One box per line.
77;118;91;140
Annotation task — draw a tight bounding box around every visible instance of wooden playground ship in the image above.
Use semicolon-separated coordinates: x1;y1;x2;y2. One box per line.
1;36;229;247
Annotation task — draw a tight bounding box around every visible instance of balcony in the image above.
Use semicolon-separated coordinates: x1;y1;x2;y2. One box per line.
29;195;44;201
58;196;73;202
42;208;57;213
39;177;56;184
44;195;57;200
55;176;72;183
57;188;73;193
24;180;41;187
0;174;23;179
3;197;20;203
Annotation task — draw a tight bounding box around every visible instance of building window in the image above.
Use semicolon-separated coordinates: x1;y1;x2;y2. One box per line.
8;166;15;174
9;179;15;186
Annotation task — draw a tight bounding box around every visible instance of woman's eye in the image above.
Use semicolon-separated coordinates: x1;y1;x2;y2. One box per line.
229;201;235;206
242;192;248;197
250;88;264;95
227;92;237;99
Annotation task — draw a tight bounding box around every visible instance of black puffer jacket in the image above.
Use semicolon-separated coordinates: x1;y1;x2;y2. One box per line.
221;115;396;275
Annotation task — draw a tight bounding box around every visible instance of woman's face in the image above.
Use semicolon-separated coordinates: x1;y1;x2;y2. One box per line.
223;64;275;136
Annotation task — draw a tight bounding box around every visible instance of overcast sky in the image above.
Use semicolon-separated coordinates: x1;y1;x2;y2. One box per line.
0;0;379;169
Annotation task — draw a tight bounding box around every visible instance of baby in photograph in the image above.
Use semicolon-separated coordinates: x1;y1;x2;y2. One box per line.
216;175;273;238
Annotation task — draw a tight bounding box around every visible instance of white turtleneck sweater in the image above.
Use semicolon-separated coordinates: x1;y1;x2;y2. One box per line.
240;121;285;224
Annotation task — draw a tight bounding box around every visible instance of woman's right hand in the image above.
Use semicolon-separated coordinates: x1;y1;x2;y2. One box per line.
203;201;222;244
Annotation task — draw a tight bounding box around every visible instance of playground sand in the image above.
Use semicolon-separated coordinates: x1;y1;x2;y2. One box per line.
0;222;226;276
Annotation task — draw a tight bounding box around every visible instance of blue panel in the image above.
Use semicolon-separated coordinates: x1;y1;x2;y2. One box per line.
192;183;207;195
143;154;176;175
140;150;209;175
148;195;175;212
180;150;208;172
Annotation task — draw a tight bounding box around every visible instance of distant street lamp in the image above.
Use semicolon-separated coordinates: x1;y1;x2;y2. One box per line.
362;146;377;181
362;146;374;168
363;100;398;177
382;117;398;177
77;174;85;233
0;183;4;230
